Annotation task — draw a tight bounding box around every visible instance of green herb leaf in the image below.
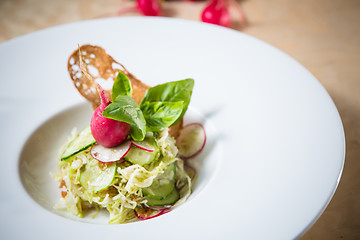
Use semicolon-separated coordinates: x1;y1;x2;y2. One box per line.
103;95;146;141
112;71;132;100
141;101;184;132
140;79;194;123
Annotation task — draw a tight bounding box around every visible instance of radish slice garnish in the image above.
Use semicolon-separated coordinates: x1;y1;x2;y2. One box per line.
134;207;170;220
132;141;155;152
176;123;206;159
91;140;131;163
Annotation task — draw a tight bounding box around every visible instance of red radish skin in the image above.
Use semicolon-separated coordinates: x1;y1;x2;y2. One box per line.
91;85;131;148
131;141;155;152
136;0;161;16
113;0;161;17
177;123;207;159
201;0;231;27
134;208;171;220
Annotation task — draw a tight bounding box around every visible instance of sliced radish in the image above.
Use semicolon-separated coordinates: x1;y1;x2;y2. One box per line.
176;123;206;159
132;141;155;152
90;140;131;163
134;207;170;220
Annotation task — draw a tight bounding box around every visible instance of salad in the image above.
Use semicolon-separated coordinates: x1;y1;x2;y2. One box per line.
53;45;206;224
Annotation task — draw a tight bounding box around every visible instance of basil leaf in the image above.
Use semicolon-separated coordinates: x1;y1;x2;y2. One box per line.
112;71;132;100
103;95;146;141
140;79;194;121
141;101;184;132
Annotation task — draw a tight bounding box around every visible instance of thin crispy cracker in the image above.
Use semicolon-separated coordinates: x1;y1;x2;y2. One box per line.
68;44;149;107
67;44;182;137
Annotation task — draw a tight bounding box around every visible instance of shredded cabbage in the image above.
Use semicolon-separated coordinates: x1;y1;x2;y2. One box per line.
53;128;193;224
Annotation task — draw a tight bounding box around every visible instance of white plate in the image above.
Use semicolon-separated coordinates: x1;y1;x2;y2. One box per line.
0;17;345;239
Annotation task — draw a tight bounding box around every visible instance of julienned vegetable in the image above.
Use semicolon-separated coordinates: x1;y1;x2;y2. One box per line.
54;69;205;224
55;127;193;223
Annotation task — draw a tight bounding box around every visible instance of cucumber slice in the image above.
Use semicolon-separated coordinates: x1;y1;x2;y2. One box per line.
125;146;158;166
124;135;159;166
143;163;176;199
132;140;156;152
146;188;180;207
61;125;96;160
79;159;116;192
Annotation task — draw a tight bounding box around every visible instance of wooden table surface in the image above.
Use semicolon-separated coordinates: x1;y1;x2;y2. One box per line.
1;0;359;239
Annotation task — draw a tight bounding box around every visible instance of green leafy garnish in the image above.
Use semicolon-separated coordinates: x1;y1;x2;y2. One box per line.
140;79;194;122
141;101;184;132
112;71;132;99
102;95;146;141
103;73;194;141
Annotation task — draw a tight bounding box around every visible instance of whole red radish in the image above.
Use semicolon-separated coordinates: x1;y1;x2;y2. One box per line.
91;85;131;148
201;0;231;27
136;0;161;16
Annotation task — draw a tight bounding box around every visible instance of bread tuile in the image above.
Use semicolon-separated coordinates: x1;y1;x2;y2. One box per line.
68;44;149;108
68;44;182;138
